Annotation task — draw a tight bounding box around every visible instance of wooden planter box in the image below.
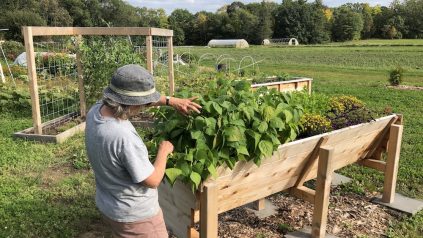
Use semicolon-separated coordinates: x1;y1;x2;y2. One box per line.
251;77;313;94
159;114;403;238
13;113;85;143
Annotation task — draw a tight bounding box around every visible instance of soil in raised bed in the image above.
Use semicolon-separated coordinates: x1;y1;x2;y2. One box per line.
34;116;85;135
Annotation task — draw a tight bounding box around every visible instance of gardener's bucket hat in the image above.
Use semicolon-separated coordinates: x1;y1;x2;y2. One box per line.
103;64;161;105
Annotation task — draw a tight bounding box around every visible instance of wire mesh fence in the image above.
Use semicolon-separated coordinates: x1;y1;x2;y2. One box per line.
33;37;80;134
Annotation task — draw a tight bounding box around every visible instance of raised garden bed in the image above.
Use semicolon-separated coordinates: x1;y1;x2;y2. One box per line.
158;114;403;238
14;112;85;143
251;77;313;94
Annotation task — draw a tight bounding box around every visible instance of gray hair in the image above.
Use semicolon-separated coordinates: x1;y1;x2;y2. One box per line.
102;96;131;120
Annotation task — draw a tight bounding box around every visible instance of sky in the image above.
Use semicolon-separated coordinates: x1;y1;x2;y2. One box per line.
125;0;393;14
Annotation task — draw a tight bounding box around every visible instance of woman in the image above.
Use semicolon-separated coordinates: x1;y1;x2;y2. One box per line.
85;64;201;237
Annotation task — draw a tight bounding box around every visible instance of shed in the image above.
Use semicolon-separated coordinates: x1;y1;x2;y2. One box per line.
207;39;249;48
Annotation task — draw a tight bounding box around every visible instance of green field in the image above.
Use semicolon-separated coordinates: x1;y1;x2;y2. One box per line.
1;40;422;237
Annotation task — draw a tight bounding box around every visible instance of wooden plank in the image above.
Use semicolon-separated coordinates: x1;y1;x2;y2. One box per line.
252;198;266;211
150;27;174;36
361;116;398;160
312;147;334;238
214;129;386;213
382;124;403;203
146;35;153;74
295;137;328;187
289;186;315;204
158;181;197;238
358;159;386;172
55;122;86;144
75;35;87;118
167;36;175;96
30;27;172;36
200;183;218;238
22;26;42;134
30;27;75;36
30;27;151;36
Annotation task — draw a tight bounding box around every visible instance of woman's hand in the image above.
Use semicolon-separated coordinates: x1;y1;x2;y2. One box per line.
158;141;174;156
169;96;202;115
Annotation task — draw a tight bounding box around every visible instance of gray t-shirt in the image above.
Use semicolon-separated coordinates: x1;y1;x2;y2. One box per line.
85;103;159;222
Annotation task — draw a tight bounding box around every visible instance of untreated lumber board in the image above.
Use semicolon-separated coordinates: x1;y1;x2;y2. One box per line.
312;147;334;238
382;124;403;203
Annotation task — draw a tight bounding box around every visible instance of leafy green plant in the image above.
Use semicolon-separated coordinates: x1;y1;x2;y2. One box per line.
329;107;375;130
153;79;303;191
278;223;294;233
0;85;31;114
35;53;76;76
388;66;405;86
1;41;25;60
329;95;364;114
299;113;332;137
291;92;330;115
78;37;145;106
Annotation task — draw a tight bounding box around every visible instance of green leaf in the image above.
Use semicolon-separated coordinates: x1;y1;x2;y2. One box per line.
165;168;182;185
262;106;275;122
269;117;285;130
283;110;293;123
165;119;179;132
236;145;249;156
191;130;204;140
212;102;223;115
224;126;243;142
170;128;184;138
258;140;273;157
207;164;217;178
258;121;268;133
230;119;245;127
190;171;202;189
194;116;206;129
246;129;261;149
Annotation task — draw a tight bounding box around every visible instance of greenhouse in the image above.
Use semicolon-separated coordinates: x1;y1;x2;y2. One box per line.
207;39;249;48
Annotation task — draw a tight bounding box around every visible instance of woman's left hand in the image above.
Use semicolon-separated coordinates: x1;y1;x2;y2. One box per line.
170;97;202;115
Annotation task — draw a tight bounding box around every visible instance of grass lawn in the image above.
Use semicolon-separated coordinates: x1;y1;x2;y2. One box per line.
1;40;422;237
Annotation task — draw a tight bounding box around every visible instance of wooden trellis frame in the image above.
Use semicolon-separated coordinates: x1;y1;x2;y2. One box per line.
22;26;174;135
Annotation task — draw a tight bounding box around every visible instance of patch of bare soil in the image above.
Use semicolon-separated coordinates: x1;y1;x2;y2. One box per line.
214;187;398;238
387;85;423;91
40;162;76;188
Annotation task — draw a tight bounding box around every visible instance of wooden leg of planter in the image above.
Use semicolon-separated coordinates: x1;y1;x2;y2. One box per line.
312;147;334;238
200;183;218;238
252;198;266;211
382;124;403;203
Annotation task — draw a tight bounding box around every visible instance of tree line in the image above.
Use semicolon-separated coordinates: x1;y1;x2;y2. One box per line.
0;0;422;45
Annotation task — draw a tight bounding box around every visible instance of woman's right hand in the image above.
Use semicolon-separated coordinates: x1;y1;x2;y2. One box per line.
158;140;174;156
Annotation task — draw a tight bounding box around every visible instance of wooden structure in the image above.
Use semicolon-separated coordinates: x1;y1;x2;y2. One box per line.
158;114;403;238
251;77;313;95
17;26;174;142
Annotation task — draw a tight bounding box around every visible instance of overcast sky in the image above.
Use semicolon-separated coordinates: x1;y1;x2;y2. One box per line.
125;0;393;14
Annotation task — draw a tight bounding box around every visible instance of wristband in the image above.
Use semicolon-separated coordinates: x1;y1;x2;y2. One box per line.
166;96;170;106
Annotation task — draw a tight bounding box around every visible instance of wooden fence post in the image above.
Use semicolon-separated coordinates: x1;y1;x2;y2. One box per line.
200;183;218;238
382;124;403;203
75;35;86;118
312;146;334;238
167;36;174;96
22;26;42;134
146;35;153;74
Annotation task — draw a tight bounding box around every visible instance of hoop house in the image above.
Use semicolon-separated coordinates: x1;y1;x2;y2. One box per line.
207;39;249;48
